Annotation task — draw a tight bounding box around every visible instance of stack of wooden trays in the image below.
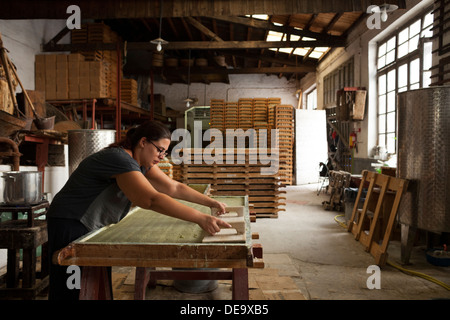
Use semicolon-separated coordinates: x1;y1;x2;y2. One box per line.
238;98;253;129
252;98;268;123
120;78;138;106
70;23;121;98
275;105;294;185
157;157;173;178
180;148;285;218
210;99;225;132
224;102;239;129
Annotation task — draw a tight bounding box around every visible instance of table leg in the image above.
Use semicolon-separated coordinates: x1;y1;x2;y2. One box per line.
134;267;150;300
232;268;249;300
6;249;20;288
22;248;36;288
79;266;112;300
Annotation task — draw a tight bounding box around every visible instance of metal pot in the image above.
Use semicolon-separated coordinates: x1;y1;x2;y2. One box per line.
2;171;43;205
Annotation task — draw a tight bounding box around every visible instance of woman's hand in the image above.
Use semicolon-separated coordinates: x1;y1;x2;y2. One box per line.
211;200;227;216
198;214;232;236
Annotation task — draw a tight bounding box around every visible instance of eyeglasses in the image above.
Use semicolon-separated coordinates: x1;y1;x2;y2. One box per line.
148;140;169;157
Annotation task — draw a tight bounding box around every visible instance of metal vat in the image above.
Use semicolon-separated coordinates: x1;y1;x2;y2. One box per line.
397;86;450;234
2;171;43;205
68;129;116;175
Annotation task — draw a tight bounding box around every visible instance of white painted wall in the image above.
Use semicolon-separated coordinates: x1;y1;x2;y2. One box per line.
0;19;70;91
0;19;70;269
153;73;298;112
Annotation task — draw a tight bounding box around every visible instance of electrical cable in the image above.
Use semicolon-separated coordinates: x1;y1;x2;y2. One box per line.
333;214;450;291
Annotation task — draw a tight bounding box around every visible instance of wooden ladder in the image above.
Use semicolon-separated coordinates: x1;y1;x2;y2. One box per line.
347;170;408;266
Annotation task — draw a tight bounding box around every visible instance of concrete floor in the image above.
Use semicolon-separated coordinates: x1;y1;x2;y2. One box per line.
13;184;449;301
250;184;450;300
112;184;450;300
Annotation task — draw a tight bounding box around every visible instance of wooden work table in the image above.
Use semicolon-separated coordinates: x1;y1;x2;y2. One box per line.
53;196;257;300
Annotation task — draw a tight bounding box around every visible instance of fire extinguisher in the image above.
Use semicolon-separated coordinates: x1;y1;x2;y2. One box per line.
349;131;357;148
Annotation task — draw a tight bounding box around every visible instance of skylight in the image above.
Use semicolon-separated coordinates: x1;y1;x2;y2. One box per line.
246;15;330;60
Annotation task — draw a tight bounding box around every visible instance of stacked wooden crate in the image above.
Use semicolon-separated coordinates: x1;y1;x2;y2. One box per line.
170;161;182;182
238;98;253;129
224;102;239;129
180;148;285;218
209;99;225;132
208;97;293;185
35;53;108;100
120;78;138;106
70;22;121;98
157;157;173;178
252;98;268;123
267;98;281;149
275;105;294;185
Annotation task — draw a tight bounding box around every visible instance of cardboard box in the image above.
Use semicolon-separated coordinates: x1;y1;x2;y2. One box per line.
35;55;46;93
79;82;91;98
45;54;57;70
79;61;90;78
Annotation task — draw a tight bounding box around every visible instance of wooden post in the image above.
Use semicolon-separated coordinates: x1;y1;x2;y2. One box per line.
231;268;249;300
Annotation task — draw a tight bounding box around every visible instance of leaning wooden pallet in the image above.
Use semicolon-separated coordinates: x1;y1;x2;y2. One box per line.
274;105;294;185
347;170;409;266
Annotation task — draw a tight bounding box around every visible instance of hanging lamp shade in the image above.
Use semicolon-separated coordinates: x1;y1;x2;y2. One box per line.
151;37;168;52
151;1;168;51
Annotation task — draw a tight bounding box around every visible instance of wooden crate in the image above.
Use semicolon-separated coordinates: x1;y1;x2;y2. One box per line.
121;78;138;106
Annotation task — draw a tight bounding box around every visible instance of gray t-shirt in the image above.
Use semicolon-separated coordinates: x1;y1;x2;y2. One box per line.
47;147;146;231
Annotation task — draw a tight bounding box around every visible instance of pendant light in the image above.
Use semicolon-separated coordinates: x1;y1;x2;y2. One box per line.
150;0;168;52
184;49;194;108
379;4;398;22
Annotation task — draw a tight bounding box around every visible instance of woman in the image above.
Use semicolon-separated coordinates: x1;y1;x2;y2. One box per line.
47;120;230;300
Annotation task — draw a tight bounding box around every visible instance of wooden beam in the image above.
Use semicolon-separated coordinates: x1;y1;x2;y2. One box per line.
221;50;315;67
0;0;407;19
126;65;315;75
207;16;346;44
43;38;343;53
185;17;223;42
128;39;344;50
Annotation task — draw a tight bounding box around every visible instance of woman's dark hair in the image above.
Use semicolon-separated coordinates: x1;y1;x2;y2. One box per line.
108;120;171;150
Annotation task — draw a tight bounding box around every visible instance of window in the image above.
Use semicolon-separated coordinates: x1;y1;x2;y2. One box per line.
323;58;354;107
376;10;433;154
306;88;317;110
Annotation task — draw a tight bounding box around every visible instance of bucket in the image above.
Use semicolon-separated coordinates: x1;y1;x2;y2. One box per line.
172;268;218;293
68;129;116;175
34;116;55;130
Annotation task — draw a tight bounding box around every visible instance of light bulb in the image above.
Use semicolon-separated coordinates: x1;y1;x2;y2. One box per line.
156;42;162;52
186;101;190;108
381;7;388;22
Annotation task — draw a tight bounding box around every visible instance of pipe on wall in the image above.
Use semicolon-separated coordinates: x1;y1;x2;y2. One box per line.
0;137;21;171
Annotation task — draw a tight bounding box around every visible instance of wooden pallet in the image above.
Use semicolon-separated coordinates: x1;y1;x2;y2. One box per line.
347;170;408;266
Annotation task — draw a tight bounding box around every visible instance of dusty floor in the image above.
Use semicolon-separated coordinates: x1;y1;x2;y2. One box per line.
2;184;449;301
111;184;450;300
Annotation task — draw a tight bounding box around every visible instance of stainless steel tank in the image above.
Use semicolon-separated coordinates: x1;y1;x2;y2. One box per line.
397;86;450;234
68;129;116;175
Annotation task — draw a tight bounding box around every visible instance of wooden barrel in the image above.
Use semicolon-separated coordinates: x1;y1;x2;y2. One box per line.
165;58;178;67
195;58;208;67
152;53;164;67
